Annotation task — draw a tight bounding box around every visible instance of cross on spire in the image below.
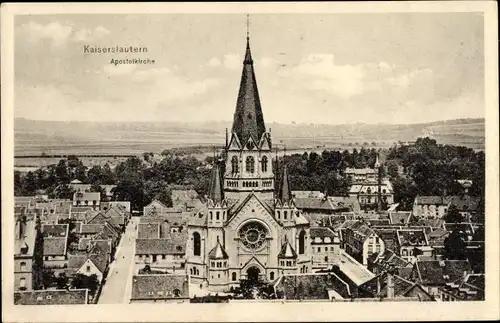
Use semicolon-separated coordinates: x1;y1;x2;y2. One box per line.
246;14;250;40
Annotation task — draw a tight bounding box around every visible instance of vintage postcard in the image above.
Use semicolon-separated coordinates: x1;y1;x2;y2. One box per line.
1;1;499;322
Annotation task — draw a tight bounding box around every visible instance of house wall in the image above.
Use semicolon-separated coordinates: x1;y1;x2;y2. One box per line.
413;204;448;219
311;241;340;264
43;256;67;268
76;259;104;282
362;234;385;266
135;254;186;269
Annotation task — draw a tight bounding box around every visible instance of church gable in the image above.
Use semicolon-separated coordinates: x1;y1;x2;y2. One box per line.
258;133;272;151
228;133;243;151
226;194;280;232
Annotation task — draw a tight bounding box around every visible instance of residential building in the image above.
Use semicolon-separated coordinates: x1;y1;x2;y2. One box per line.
412;196;452;219
395;229;431;263
72;191;100;209
343;222;385;266
310;227;340;264
349;180;394;208
14;216;38;291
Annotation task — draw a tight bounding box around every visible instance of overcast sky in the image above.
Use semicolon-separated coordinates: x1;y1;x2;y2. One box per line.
14;13;484;124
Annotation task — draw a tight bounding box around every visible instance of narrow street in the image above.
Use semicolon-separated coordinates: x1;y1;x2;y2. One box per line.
98;217;138;304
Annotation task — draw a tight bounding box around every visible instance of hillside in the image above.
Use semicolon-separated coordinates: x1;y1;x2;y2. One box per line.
14;118;485;156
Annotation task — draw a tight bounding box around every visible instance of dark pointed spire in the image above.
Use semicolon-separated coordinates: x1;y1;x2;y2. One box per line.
208;162;223;203
279;164;291;203
231;15;266;146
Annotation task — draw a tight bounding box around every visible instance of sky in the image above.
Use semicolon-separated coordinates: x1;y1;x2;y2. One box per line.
14;13;485;124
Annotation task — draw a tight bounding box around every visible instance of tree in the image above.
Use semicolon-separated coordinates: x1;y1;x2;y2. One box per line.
22;171;38;195
71;274;100;295
443;229;467;260
73;161;88;182
49;184;75;200
55;159;70;183
445;205;463;223
41;268;56;289
55;272;69;289
386;161;399;179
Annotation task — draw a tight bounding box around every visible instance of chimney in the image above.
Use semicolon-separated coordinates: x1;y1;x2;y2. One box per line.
387;271;395;299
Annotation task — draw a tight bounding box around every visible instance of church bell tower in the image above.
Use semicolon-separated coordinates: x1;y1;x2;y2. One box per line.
224;18;274;201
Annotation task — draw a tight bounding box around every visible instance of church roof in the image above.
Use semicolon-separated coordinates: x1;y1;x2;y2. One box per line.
278;165;292;203
230;36;266;146
208;162;223;203
208;240;229;259
278;240;297;259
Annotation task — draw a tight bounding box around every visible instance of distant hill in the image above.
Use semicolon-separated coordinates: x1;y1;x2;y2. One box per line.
14;117;485;156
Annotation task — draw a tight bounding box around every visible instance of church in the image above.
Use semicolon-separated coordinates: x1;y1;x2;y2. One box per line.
186;32;312;292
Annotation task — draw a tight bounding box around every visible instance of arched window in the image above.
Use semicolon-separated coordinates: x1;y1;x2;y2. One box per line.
173;289;181;297
232;272;237;281
190;268;193;275
193;232;201;256
216;211;220;220
20;262;26;271
210;211;213;220
246;156;255;173
277;211;280;219
270;272;275;280
284;211;288;220
261;156;268;172
231;156;239;174
299;230;306;254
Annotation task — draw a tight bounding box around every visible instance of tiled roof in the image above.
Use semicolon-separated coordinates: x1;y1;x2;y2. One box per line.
14;289;88;305
80;224;104;234
275;273;352;300
450;195;480;211
359;273;433;300
278;240;297;259
310;227;336;239
43;237;67;256
88;252;108;273
68;254;87;269
208;241;229;259
415;260;472;286
414;196;452;205
41;224;68;238
396;229;428;247
375;229;398;252
88;239;112;255
294;198;334;211
417;218;445;228
131;274;189;300
135;239;185;255
389;212;412;225
138;223;160;239
73;191;100;201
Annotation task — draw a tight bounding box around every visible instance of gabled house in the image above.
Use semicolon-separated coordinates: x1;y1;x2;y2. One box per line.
396;229;431;263
310;227;340;264
413;196;452;219
343;221;385;266
72;191;100;209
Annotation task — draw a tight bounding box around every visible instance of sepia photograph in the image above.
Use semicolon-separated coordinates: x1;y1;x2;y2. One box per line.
2;2;499;322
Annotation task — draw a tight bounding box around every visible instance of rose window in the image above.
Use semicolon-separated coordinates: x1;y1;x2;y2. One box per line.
239;222;267;250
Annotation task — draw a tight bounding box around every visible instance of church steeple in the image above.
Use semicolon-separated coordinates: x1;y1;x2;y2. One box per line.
208;162;223;204
278;164;292;203
231;16;266;146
